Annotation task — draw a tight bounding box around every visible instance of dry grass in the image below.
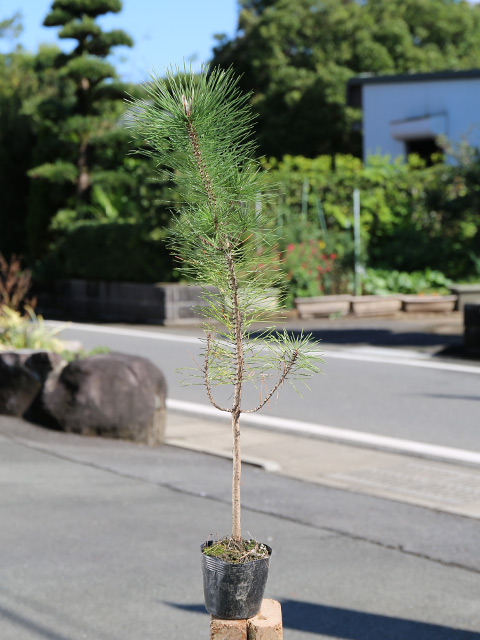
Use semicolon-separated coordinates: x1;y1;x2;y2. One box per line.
202;537;270;564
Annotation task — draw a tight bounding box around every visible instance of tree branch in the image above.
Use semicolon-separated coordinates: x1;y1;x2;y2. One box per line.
183;96;217;211
203;332;230;413
242;348;299;414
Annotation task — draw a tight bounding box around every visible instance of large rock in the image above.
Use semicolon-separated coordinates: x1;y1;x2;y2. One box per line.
0;352;42;416
23;351;68;427
39;352;167;445
24;351;68;383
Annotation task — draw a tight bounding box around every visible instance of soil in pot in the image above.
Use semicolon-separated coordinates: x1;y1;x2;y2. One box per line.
201;538;272;619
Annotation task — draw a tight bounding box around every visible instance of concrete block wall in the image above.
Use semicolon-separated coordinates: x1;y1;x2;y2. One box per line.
36;279;216;324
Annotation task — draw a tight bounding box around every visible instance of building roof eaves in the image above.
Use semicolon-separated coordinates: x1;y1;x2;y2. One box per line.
348;68;480;87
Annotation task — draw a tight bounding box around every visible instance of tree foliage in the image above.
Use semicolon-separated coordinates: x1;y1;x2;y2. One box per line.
0;15;45;258
26;0;134;255
212;0;480;158
0;3;176;280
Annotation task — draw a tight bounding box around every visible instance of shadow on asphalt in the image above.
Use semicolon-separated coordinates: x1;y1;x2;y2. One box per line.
253;327;462;349
166;599;480;638
249;327;480;361
0;604;70;640
421;393;480;402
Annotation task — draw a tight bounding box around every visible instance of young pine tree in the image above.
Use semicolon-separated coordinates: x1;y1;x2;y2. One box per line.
129;66;321;548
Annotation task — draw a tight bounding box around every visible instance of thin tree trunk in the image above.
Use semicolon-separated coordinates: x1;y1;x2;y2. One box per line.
184;105;245;543
77;139;90;203
226;245;244;543
76;77;90;204
232;409;241;542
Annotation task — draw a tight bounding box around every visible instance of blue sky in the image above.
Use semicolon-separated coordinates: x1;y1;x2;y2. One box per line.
2;1;480;85
0;0;239;83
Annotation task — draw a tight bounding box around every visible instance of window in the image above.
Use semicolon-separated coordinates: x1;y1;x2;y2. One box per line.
406;138;443;164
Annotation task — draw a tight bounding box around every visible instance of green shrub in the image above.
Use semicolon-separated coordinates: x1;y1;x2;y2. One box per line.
263;153;480;282
362;268;452;296
0;305;67;352
36;220;177;283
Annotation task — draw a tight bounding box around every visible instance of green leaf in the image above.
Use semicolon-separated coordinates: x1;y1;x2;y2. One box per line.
28;160;78;184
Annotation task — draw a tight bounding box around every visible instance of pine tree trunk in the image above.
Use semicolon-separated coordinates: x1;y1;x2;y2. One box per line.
225;243;244;543
77;139;90;203
232;410;241;542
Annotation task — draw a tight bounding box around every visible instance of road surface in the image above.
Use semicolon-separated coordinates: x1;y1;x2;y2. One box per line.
53;322;480;455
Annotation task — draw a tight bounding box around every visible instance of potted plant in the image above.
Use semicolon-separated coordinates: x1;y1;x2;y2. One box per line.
129;65;321;620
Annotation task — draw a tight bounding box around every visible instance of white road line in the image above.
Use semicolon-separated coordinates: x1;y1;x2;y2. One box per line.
167;398;480;467
322;349;480;375
47;320;480;374
46;320;201;344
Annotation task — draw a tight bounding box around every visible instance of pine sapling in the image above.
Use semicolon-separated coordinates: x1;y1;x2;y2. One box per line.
128;65;322;555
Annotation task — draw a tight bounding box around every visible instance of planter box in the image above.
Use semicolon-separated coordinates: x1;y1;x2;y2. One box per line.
294;295;352;319
36;279;216;324
401;294;457;313
450;284;480;311
350;295;402;317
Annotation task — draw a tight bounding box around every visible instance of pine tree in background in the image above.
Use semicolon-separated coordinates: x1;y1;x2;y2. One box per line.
27;0;133;255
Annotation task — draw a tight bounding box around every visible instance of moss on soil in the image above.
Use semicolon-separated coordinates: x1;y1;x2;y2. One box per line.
202;537;270;564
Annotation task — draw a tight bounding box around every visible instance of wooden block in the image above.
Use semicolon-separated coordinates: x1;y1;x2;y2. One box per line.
210;616;247;640
247;600;283;640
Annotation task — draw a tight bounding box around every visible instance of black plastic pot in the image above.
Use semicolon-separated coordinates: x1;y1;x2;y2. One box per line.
201;541;272;620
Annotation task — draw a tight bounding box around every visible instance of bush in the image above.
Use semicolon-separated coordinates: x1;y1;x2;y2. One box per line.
36;220;177;283
0;305;66;352
263;153;480;282
0;253;36;311
362;268;452;296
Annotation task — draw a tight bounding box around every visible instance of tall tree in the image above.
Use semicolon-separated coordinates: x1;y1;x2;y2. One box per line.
27;0;133;254
211;0;480;158
0;13;39;258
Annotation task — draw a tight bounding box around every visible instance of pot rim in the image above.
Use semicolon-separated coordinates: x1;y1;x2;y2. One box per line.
201;540;272;566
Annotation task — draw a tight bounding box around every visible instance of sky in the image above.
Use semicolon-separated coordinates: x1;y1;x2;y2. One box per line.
0;0;239;83
2;1;480;85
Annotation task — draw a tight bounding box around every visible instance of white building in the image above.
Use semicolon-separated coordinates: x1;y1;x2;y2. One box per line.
347;69;480;162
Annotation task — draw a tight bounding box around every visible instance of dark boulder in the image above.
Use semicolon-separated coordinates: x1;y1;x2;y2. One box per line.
39;352;167;445
23;352;68;428
24;351;67;383
0;352;42;416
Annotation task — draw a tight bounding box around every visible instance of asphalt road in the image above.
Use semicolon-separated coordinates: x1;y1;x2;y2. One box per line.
3;319;480;639
55;322;480;454
1;416;480;640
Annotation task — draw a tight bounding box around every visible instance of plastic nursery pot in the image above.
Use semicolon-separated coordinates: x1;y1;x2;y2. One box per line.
201;541;272;620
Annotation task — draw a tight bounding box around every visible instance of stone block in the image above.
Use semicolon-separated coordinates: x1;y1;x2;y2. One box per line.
247;600;283;640
464;303;480;351
450;284;480;311
210;617;247;640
